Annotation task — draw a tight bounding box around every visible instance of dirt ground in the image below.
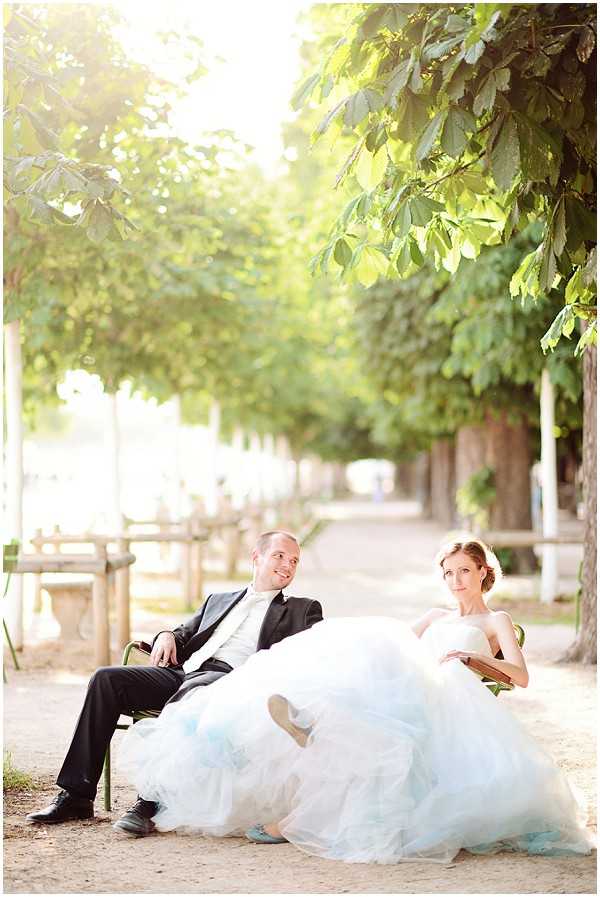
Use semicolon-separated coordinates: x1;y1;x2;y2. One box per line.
3;502;597;894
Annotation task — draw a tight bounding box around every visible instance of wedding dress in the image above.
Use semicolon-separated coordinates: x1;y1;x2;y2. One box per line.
118;617;593;863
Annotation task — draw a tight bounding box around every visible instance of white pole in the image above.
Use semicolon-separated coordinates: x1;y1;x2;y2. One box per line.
4;320;24;649
205;399;221;516
172;395;183;521
249;432;263;504
105;391;123;532
231;426;246;510
540;368;559;603
262;433;275;503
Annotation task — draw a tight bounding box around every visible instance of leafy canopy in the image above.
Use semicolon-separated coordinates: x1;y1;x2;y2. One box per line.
297;3;596;355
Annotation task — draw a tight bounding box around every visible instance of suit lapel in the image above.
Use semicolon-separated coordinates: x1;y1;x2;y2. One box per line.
200;588;247;633
257;592;286;649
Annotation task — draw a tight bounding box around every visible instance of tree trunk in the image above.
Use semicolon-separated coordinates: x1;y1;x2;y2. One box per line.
562;347;596;664
331;462;348;496
416;451;432;518
456;413;535;572
540;369;559;602
394;460;417;498
430;439;456;527
4;320;24;649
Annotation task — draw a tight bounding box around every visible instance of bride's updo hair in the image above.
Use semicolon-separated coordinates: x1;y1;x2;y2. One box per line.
436;538;502;595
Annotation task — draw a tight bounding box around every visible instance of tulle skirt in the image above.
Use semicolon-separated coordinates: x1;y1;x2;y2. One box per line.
118;617;593;863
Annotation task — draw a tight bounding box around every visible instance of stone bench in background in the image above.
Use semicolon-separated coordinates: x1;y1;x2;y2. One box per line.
42;581;93;641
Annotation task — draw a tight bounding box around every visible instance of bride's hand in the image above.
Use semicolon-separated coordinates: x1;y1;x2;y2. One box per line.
439;650;472;665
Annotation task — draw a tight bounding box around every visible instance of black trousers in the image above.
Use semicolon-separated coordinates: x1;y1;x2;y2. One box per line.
56;659;232;800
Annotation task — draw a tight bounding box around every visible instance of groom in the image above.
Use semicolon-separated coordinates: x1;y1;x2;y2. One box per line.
26;530;322;836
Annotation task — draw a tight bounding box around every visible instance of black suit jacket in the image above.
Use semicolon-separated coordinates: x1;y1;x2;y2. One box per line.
156;588;323;671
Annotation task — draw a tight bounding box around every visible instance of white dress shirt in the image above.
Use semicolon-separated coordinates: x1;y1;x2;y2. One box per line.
182;585;282;673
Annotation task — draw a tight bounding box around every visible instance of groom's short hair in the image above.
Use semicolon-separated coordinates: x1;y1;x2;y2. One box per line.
256;530;300;553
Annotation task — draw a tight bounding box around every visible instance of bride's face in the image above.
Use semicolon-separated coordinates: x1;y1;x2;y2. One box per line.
442;551;485;602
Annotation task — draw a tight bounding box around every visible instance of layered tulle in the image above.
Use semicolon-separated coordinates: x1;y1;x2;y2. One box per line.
118;617;593;863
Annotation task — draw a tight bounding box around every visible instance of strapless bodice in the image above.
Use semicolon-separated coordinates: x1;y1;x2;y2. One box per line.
421;619;493;662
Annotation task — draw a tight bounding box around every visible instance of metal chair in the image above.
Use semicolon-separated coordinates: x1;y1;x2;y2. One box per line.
102;640;158;811
3;541;21;682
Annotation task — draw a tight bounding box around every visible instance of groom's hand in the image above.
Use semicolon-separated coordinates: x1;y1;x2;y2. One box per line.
151;632;178;667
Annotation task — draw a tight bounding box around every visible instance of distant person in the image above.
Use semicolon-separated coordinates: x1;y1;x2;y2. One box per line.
372;471;384;503
116;539;591;862
26;531;322;835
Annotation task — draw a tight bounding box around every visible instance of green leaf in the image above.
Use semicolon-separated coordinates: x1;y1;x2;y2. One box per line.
539;237;557;293
344;88;382;128
393;201;412;238
460;170;489;194
397;92;430;142
335;137;365;188
339;193;363;229
576;25;596;64
565;268;584;304
333;238;353;267
395;240;412;275
446;14;468;33
382;58;412;106
408;237;424;266
291;73;321;111
415;111;446;162
423;34;463;61
358;5;387;39
314;97;348;139
383;5;416;31
473;73;496;117
441;107;474;157
86;201;113;243
575;320;597;356
552;197;567;258
565;197;597;252
409;197;431;227
355;245;389;287
464;40;485;65
541;305;575;353
410;60;423;93
490;115;519;191
514;112;562;183
355;144;387;191
494;67;511;91
581;248;597;288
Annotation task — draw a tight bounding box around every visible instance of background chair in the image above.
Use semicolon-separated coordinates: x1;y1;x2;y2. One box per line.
3;541;21;682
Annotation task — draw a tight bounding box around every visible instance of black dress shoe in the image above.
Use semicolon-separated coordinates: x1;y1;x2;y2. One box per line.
26;790;94;824
112;797;158;837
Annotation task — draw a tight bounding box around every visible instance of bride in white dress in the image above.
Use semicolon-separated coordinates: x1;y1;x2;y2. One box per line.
118;539;593;863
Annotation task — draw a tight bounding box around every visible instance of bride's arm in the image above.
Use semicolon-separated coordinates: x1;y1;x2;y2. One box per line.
411;607;448;638
441;613;529;687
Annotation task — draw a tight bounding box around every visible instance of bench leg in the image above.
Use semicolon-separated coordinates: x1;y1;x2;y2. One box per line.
4;618;20;670
103;743;111;812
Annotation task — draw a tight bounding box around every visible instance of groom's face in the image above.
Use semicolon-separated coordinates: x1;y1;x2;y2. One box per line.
252;534;300;592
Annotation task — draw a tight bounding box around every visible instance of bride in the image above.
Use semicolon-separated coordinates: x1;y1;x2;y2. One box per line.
118;538;593;864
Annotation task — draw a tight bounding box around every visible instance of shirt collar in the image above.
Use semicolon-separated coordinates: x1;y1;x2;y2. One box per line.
247;584;286;602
